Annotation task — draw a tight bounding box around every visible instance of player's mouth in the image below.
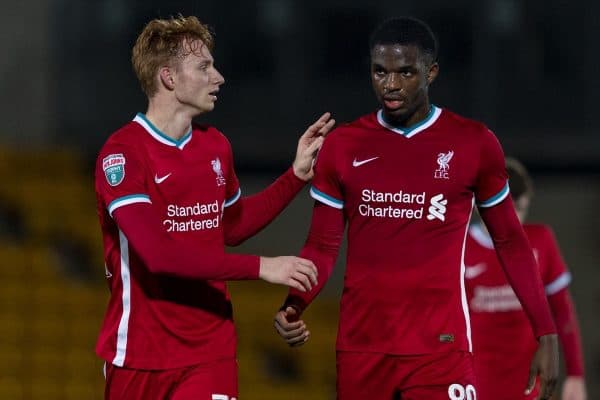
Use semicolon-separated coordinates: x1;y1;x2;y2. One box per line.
209;89;219;101
383;96;405;110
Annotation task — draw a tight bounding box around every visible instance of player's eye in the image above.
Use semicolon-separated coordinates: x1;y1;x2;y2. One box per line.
373;67;386;77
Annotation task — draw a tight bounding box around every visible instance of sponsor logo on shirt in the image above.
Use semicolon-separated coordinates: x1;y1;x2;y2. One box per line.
427;194;448;221
434;150;454;179
211;157;226;186
102;154;126;186
358;189;448;222
163;201;221;232
470;285;522;312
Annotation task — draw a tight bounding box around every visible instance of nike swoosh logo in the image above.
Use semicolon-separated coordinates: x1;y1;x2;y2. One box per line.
352;157;379;167
154;173;172;184
464;263;487;279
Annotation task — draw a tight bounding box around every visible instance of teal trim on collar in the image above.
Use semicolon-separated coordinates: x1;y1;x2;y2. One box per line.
376;105;441;138
135;113;192;149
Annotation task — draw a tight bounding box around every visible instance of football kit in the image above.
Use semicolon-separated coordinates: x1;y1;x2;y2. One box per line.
285;107;556;399
466;223;584;399
96;113;305;398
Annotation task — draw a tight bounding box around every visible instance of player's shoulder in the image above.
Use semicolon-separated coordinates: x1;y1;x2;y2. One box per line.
324;112;378;142
191;122;230;144
440;108;492;137
99;120;145;154
523;223;555;242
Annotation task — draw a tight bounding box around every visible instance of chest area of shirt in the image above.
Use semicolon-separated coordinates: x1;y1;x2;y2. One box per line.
144;144;230;203
339;136;477;204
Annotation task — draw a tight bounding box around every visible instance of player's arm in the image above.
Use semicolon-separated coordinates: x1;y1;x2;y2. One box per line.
547;289;587;400
273;201;345;346
540;227;587;400
478;199;559;399
223;112;334;246
113;203;317;290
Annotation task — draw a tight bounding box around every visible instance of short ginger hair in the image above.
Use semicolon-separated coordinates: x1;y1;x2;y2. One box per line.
131;15;214;97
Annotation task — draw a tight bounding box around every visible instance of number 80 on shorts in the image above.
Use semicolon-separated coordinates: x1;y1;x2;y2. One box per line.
448;383;476;400
212;395;236;400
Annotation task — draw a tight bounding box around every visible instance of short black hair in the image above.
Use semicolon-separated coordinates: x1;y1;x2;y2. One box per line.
506;157;534;200
369;17;438;63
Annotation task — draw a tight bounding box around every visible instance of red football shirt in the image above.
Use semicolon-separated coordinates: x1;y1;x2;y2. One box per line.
309;106;509;355
95;114;245;369
465;223;571;399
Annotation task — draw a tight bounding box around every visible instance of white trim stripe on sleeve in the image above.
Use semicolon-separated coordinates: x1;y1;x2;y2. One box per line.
112;230;132;367
224;188;242;208
108;194;151;217
478;182;510;208
545;271;572;295
310;186;343;209
460;198;475;352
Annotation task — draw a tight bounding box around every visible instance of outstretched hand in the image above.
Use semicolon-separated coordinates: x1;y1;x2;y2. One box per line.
293;112;335;181
259;256;318;292
526;334;559;399
274;306;310;347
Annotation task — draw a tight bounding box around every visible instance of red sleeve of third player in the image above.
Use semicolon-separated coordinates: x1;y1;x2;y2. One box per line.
535;226;571;295
474;128;510;208
535;226;585;376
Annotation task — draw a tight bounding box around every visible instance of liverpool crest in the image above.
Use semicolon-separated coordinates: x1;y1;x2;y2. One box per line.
103;154;126;186
211;157;226;186
434;150;454;179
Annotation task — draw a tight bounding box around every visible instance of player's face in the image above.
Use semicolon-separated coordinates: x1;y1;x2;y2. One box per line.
172;40;225;114
371;44;438;126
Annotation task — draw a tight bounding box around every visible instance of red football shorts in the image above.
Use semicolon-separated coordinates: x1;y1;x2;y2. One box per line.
337;350;476;400
104;358;238;400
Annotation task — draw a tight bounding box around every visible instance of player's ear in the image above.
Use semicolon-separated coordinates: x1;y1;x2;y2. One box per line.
427;62;439;85
159;66;175;90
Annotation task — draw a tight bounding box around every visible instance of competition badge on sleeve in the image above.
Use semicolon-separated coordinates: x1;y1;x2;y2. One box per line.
211;157;226;186
103;154;126;186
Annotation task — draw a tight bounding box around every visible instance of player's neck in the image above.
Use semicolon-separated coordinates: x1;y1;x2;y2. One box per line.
145;100;194;141
383;102;432;129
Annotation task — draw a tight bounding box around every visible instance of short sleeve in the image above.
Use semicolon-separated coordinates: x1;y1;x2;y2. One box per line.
538;226;571;296
310;135;344;209
95;143;150;217
223;138;241;208
475;129;509;208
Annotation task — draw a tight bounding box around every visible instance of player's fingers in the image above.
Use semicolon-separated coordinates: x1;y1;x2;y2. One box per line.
295;263;318;286
304;136;324;155
292;271;313;292
274;311;303;329
273;315;306;336
275;321;307;340
539;376;557;400
525;366;537;395
288;330;310;347
288;279;307;292
304;113;332;137
295;257;318;277
318;118;336;136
